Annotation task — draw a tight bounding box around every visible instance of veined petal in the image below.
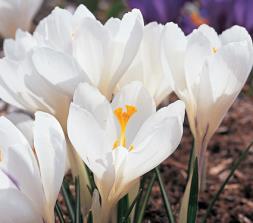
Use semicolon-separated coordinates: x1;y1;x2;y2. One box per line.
73;83;117;144
162;22;187;95
0;189;44;223
6;112;34;147
220;25;253;45
197;24;221;49
103;9;144;98
120;22;172;105
34;112;67;215
0;168;18;189
125;100;185;182
34;7;73;53
73;18;109;86
32;47;90;96
0;117;45;218
196;41;253;139
185;28;213;91
4;30;37;61
68;103;111;165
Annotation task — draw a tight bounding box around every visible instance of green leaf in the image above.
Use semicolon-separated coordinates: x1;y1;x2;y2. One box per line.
107;1;125;19
122;188;143;223
87;211;93;223
61;179;75;222
201;141;253;223
133;177;145;222
155;167;175;223
118;195;129;223
77;0;98;12
75;177;81;223
187;158;199;223
85;165;96;194
136;171;156;223
55;201;65;223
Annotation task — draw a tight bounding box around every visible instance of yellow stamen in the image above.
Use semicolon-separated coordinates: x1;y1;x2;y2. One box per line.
129;144;135;152
113;105;137;149
212;47;218;54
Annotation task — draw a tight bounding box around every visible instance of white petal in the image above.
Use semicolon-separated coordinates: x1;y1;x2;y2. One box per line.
220;25;253;46
32;47;90;96
103;9;144;98
34;7;73;53
73;4;95;20
0;189;44;223
68;103;111;165
73;83;117;144
162;22;187;94
197;24;221;48
6;112;34;147
34;112;67;213
0;117;45;217
125;101;185;182
73;18;109;86
4;30;37;61
185;29;213;90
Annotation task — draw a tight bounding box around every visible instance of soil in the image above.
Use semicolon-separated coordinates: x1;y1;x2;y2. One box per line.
1;1;253;222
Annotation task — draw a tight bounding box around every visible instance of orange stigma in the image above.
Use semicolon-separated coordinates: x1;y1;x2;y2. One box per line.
113;105;137;149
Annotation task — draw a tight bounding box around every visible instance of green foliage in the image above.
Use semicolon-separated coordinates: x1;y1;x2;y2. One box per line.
187;159;199;223
155;167;175;223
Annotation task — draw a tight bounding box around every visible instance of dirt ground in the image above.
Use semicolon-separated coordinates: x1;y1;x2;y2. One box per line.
147;91;253;223
1;1;253;222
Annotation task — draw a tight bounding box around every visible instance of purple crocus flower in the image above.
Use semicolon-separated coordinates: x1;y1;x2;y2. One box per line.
127;0;189;24
201;0;253;35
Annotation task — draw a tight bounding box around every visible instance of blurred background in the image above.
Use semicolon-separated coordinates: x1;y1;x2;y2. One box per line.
36;0;253;36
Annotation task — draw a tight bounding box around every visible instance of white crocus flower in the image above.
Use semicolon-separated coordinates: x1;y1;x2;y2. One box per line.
162;24;253;180
31;7;144;100
0;112;67;223
68;82;185;223
119;22;172;106
0;0;43;38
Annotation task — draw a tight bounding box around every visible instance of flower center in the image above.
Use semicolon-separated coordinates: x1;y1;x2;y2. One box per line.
113;105;137;149
212;47;218;54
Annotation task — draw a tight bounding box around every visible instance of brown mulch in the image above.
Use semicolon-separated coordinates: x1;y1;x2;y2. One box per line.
146;92;253;223
1;1;253;222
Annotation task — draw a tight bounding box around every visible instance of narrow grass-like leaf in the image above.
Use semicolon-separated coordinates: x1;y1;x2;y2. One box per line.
155;167;175;223
61;179;75;223
118;195;129;223
75;177;81;223
55;201;65;223
187;141;195;182
201;141;253;223
187;158;199;223
133;177;146;222
85;165;96;194
87;211;93;223
122;188;143;223
136;171;156;223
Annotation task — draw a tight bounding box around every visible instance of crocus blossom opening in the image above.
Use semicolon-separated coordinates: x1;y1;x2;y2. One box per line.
113;105;137;149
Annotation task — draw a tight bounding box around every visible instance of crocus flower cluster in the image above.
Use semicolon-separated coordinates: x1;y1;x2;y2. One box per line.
0;3;252;223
